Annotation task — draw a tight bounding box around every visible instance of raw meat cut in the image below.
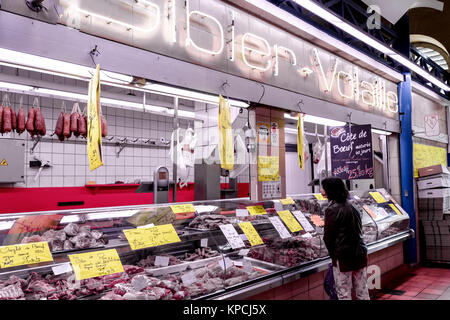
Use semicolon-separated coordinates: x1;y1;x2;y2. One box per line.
16;107;26;134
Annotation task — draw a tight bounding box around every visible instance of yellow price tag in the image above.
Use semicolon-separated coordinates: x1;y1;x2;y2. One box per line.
389;204;403;216
246;206;267;216
369;192;387;203
170;204;195;214
314;194;327;201
0;242;53;268
123;224;181;250
238;222;263;246
277;210;303;233
69;249;124;281
280;197;295;205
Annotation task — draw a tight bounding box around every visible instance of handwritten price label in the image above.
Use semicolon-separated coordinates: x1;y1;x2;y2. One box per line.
69;249;124;281
389;204;403;216
246;206;267;216
314;194;327;201
170;204;195;214
280;197;295;205
238;222;263;246
369;192;387;203
277;210;303;232
0;242;53;268
123;224;181;250
363;205;377;220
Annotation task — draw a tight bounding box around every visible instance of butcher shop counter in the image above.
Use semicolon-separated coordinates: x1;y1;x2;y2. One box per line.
0;189;412;300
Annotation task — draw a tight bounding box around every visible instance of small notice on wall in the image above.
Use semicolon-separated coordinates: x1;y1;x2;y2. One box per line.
258;156;279;181
413;143;447;178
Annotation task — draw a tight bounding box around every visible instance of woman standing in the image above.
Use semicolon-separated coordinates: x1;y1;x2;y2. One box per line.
321;177;370;300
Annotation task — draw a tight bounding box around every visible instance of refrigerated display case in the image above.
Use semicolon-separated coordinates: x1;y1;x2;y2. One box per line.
0;189;412;300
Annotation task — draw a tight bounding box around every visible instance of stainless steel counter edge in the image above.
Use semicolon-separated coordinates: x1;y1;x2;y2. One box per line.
210;230;413;300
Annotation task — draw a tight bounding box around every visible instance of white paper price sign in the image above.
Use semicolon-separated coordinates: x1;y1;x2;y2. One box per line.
181;271;196;286
200;238;208;248
52;263;73;275
292;211;315;232
238;249;250;256
268;216;291;239
218;257;233;271
154;256;170;267
219;224;245;249
236;209;249;217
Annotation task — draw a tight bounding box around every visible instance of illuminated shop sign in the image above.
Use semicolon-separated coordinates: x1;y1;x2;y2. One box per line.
59;0;398;116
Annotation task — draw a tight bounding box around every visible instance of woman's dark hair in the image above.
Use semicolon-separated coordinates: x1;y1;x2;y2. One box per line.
321;177;349;203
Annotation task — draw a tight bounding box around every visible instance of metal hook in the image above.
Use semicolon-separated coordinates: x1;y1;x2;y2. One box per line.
221;80;231;100
297;99;304;114
257;84;265;104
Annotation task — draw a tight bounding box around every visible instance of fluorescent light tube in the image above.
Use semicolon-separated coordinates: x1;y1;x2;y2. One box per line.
0;81;34;92
371;129;392;135
284;113;346;126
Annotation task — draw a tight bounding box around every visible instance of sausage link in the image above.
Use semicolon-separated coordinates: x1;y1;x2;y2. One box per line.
55;112;64;137
16;107;26;135
63;113;71;138
2;106;12;133
26;107;36;133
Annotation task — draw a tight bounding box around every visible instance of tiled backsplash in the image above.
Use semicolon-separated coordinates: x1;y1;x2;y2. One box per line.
0;92;193;188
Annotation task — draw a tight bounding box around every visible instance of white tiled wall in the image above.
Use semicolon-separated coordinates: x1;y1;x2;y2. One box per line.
0;91;193;188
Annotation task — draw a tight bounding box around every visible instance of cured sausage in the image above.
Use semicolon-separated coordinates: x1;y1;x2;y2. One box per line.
78;113;86;137
71;112;79;137
63;113;71;138
101;115;108;138
34;108;45;136
0;105;3;134
2;106;12;133
55;111;64;137
16;107;26;135
26;107;36;134
11;108;16;131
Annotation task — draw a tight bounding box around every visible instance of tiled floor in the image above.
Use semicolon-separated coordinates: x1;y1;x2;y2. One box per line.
374;265;450;300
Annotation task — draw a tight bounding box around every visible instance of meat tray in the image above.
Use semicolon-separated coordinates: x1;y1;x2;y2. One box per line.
186;256;223;270
144;262;189;276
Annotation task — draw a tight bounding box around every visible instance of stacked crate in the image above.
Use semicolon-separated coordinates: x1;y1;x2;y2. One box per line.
417;165;450;262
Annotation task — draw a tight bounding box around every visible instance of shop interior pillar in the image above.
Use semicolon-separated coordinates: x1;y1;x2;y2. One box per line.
399;72;418;264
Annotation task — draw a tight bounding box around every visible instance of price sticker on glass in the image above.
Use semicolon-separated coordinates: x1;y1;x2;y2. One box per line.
0;242;53;269
123;224;181;250
277;210;303;233
280;197;295;205
246;206;267;216
170;204;195;214
238;222;263;246
69;249;124;281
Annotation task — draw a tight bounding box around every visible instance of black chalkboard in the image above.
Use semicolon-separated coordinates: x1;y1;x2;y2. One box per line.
329;124;374;180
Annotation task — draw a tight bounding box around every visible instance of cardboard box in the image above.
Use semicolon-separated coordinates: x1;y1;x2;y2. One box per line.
425;246;450;261
418;188;450;198
425;234;450;247
418;164;450;178
419;210;444;221
417;174;450;190
422;220;450;235
418;197;450;211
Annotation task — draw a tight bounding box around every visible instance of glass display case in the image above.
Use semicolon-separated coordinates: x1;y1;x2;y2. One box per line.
0;189;411;300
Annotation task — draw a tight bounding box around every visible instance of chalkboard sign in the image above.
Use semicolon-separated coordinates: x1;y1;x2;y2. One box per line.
329;125;374;180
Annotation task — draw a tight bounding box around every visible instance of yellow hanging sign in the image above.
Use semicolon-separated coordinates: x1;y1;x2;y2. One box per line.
170;204;195;214
369;192;387;203
277;210;303;233
280;197;295;205
69;249;124;281
389;204;403;216
238;222;263;246
218;95;234;171
87;64;103;171
246;205;267;216
258;156;280;181
123;224;181;250
0;242;53;268
297;113;305;170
